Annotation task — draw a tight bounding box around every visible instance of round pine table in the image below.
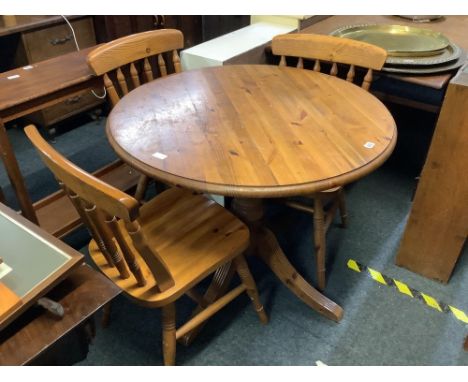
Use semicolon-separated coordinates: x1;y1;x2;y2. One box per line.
107;65;397;325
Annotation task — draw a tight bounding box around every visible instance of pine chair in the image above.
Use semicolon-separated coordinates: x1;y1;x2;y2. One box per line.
272;33;387;290
87;29;184;201
25;125;268;366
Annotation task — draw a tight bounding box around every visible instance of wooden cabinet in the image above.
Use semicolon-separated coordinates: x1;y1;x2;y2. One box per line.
19;17;96;63
0;16;102;129
93;15;250;49
0;15;251;130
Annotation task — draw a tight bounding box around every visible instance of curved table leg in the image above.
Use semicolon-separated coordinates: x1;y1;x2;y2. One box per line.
232;198;343;323
181;196;343;345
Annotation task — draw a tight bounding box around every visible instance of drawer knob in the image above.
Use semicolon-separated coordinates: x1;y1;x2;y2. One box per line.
49;35;72;46
65;95;82;105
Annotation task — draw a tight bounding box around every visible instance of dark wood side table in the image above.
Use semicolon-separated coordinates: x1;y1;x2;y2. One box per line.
0;16;101;128
0;264;120;365
0;47;140;237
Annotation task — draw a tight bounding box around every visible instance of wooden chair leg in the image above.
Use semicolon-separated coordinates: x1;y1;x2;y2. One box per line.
464;335;468;351
161;303;176;366
134;174;149;202
314;196;326;291
233;255;268;324
338;188;348;228
0;186;5;204
101;301;112;328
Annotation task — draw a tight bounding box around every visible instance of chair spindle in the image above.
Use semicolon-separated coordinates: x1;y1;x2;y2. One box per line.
85;203;130;279
116;67;129;95
65;188;113;267
105;215;147;287
125;220;174;292
173;50;181;73
346;64;355;83
313;59;321;72
130;62;141;89
330;62;338;77
362;68;373;91
279;55;287;67
158;54;168;76
103;73;120;107
143;57;154;82
297;57;304;69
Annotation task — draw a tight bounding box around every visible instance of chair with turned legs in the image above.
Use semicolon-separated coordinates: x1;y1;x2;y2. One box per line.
25;124;267;366
87;29;184;201
272;33;387;290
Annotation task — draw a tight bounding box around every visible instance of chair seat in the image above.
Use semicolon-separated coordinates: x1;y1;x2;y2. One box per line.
89;187;250;307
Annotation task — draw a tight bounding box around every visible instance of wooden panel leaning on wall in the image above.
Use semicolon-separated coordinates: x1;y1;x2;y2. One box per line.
396;64;468;282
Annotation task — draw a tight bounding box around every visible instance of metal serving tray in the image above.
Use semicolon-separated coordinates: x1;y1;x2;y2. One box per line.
385;42;461;66
381;51;466;74
330;24;450;57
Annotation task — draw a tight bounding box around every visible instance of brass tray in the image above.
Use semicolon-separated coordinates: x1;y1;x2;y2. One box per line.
396;15;443;23
382;51;466;74
330;24;450;57
386;42;461;66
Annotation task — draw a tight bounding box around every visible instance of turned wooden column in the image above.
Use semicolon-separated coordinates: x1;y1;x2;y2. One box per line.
231;198;265;254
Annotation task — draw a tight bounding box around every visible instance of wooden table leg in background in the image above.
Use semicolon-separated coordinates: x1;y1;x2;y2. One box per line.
232;198;344;323
0;120;38;223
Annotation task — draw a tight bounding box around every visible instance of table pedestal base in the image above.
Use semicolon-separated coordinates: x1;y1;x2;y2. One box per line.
232;198;343;322
180;197;343;345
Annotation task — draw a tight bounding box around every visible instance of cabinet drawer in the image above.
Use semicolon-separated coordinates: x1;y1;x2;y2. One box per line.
41;90;102;125
21;17;96;63
27;90;103;127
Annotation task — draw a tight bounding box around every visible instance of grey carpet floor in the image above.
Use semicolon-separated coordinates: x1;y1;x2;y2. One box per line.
1;116;467;366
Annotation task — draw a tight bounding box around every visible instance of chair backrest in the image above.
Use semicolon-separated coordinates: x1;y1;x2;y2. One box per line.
87;29;184;107
271;33;387;91
24;125;175;292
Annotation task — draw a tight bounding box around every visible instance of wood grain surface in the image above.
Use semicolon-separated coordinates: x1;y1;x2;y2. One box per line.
107;65;397;197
